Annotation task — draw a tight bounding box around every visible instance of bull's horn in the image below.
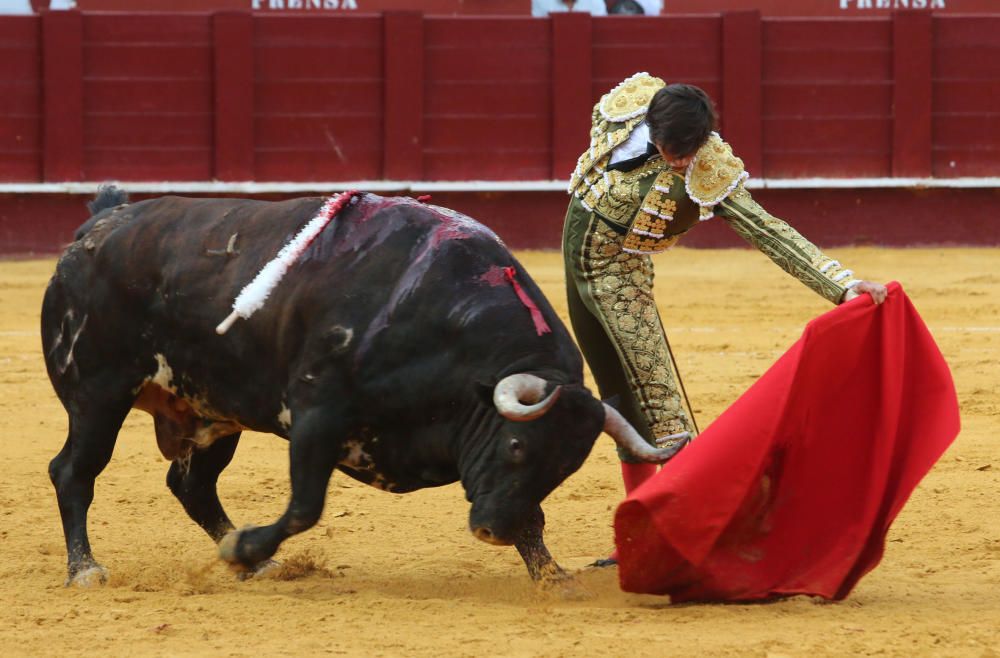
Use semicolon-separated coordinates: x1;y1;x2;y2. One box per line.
493;374;561;421
602;403;690;463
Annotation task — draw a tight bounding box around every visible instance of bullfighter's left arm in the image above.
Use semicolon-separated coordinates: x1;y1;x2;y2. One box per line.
715;186;861;305
686;134;862;305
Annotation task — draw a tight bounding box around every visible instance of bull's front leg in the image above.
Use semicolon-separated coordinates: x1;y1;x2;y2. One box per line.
218;409;340;573
514;508;592;601
513;506;568;583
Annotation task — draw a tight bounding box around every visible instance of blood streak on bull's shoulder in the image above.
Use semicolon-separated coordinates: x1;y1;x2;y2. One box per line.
352;197;494;360
423;202;504;247
479;266;552;337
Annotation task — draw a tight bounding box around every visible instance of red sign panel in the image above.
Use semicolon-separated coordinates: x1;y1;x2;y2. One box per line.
67;0;528;13
663;0;995;16
34;0;1000;14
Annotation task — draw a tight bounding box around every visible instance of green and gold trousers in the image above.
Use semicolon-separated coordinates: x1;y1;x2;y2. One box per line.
562;197;696;462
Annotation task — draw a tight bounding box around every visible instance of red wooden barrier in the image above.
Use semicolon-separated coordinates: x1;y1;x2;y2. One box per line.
761;18;894;177
0;17;41;182
423;17;551;180
591;16;722;105
42;10;83;181
2;11;999;184
932;16;1000;177
383;11;424;181
253;15;384;181
892;11;932;177
214;12;255;180
4;188;997;255
80;13;214;180
551;12;592;180
722;10;762;175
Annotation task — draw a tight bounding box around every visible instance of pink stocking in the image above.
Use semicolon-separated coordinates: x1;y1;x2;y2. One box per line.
606;462;658;563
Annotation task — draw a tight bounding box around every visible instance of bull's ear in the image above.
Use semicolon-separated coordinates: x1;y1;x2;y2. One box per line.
602;394;622;411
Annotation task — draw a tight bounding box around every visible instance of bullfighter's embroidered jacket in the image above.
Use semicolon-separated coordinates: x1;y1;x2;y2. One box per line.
567;72;860;305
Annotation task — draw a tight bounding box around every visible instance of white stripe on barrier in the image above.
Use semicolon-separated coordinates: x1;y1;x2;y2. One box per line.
0;177;999;194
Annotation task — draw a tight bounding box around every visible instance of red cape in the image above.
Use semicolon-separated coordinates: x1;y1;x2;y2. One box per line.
614;283;959;601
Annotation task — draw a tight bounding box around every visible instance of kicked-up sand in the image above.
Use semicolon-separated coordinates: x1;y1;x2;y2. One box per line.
0;247;997;657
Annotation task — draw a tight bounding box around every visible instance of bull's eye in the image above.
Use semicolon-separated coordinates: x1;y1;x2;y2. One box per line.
508;437;525;462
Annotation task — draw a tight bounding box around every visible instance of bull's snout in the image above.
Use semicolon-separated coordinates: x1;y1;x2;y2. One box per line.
471;526;510;546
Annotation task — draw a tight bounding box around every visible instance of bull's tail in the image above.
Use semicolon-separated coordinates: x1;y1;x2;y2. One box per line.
75;184;129;240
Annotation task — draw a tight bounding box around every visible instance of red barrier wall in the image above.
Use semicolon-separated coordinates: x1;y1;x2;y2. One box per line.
933;15;1000;177
762;18;893;177
254;15;385;181
81;13;215;181
0;17;41;182
2;11;1000;184
424;17;552;180
0;11;998;254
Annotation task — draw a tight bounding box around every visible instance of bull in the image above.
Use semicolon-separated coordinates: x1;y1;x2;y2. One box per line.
42;187;686;587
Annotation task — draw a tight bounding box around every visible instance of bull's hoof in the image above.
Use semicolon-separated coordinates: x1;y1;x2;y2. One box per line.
235;559;280;581
218;529;240;562
218;528;251;573
219;527;276;579
65;564;108;588
538;573;592;601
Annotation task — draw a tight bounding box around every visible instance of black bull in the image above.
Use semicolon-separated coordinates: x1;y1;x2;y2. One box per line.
42;190;685;586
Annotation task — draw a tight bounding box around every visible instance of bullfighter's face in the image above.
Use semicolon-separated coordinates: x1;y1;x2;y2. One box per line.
655;142;696;170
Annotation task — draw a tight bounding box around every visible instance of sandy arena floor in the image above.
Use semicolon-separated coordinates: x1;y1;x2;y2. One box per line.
0;247;997;657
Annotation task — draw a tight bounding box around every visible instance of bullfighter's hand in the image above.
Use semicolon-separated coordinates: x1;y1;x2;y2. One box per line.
843;281;888;305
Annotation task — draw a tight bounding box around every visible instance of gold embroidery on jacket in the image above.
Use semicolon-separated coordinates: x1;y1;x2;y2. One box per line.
633;213;668;237
619;171;686;252
685;133;748;209
569;73;666;200
590;159;662;226
641;195;677;221
599;72;666;122
638;172;681;221
569;120;643;199
592;174;639;224
622;232;680;254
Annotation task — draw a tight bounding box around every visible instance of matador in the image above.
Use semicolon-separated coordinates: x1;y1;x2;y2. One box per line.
562;73;887;534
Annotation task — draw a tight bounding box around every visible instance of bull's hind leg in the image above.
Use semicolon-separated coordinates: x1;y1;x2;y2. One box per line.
219;409;340;573
166;433;241;543
48;393;133;586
